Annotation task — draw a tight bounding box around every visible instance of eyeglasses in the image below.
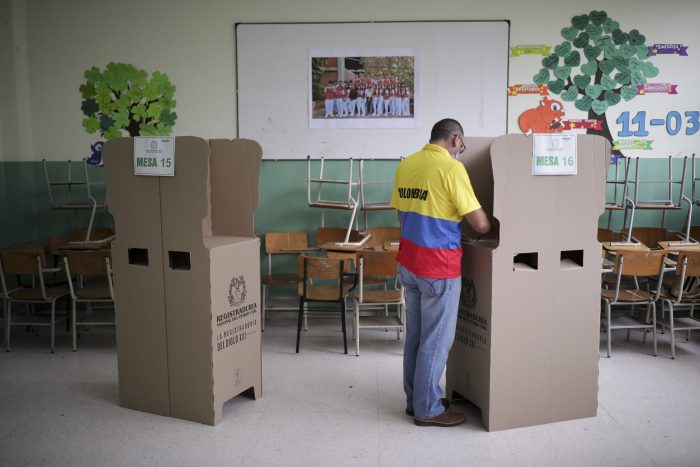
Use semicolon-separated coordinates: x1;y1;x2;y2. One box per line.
454;134;466;155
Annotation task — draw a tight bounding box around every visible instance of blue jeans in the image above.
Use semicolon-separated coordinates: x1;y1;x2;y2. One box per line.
398;264;461;419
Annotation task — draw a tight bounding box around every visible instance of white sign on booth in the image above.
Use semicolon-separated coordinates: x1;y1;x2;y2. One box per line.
532;134;577;176
134;137;175;176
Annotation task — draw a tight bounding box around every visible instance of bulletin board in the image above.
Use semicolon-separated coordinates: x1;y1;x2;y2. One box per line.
236;21;509;159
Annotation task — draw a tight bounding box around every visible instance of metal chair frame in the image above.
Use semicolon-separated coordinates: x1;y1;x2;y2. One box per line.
621;156;691;243
600;250;667;358
261;232;311;331
352;250;405;356
307;156;360;245
63;250;115;351
0;248;69;353
358;159;396;229
658;251;700;358
295;256;356;354
42;158;111;245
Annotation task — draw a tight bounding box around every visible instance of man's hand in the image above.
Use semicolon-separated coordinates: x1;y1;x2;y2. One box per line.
464;208;490;235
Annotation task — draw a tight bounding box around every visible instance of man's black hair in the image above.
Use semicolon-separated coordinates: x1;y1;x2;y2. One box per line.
430;119;464;141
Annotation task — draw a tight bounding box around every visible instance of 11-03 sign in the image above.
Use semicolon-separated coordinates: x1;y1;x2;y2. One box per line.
134;137;175;176
531;134;577;176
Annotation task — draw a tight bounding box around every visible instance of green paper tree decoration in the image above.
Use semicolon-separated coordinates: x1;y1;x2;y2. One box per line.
80;62;177;139
533;11;657;152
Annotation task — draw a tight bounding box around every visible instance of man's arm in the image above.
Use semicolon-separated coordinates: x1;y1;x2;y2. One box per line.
464;208;490;235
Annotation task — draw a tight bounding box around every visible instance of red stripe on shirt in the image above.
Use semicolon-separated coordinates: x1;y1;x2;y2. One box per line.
396;237;462;279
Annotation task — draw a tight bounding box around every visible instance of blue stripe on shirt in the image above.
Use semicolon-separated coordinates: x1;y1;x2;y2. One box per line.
399;211;462;250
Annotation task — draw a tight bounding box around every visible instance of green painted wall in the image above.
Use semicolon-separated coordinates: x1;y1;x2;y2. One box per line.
1;157;698;249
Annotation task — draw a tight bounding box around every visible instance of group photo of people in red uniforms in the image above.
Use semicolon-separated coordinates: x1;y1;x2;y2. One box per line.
310;55;415;121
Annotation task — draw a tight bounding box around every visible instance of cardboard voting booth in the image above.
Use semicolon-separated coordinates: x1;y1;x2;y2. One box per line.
446;134;609;431
103;136;262;425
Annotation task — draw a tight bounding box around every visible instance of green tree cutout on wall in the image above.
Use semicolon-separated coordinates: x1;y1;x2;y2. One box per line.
80;62;177;139
533;10;657;151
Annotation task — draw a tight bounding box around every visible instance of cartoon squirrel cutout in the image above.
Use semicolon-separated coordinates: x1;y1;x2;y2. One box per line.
518;97;565;134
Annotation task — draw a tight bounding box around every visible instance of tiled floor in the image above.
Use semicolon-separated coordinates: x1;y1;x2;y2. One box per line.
1;314;699;467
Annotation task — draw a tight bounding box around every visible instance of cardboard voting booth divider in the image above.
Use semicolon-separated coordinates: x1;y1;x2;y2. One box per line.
447;134;609;431
103;136;262;425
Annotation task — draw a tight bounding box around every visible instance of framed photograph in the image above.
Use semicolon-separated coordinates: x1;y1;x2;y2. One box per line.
309;48;419;129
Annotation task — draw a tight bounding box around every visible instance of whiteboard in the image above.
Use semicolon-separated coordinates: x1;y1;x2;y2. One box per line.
236;21;509;159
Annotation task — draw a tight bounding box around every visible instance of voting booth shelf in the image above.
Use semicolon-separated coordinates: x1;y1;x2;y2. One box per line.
103;136;262;426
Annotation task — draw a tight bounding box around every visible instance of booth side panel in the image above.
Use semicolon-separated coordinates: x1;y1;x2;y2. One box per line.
209;139;262;238
210;239;262;424
159;136;217;425
446;244;494;428
103;137;170;416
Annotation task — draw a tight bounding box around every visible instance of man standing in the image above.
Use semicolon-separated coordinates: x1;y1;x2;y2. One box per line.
391;118;490;427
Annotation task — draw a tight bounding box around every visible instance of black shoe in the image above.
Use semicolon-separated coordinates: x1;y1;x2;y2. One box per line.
414;410;466;427
405;398;450;417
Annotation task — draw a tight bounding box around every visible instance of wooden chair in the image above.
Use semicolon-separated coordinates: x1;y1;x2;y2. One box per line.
296;256;356;354
352;250;404;356
600;250;667;357
261;232;311;331
0;248;69;353
658;251;700;358
307;157;360;244
63;250;115;351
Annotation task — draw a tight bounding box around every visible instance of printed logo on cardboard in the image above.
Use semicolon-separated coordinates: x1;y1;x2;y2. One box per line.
228;276;247;307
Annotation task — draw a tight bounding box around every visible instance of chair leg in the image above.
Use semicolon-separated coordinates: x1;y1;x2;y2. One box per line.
669;302;676;359
606;301;612;358
354;300;359;356
296;297;304;353
652;302;657;357
72;300;78;352
341;300;348;355
4;301;10;352
303;302;308;332
50;300;56;354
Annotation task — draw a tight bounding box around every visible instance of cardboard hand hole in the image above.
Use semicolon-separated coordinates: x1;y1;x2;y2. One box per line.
128;248;149;266
169;251;191;271
513;252;538;271
560;250;584;269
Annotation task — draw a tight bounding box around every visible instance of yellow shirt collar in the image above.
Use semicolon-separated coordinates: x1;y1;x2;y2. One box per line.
422;143;452;159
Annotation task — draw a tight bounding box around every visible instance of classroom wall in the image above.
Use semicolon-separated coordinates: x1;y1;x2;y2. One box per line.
1;0;699;247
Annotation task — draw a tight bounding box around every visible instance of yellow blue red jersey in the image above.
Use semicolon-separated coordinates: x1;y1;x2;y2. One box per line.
390;144;481;278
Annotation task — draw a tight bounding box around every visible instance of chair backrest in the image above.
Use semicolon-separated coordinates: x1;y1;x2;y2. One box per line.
623;227;669;249
316;227;362;246
1;248;53;300
297;255;350;280
265;231;309;254
63;250;114;300
358;250;398;278
364;227;400;248
64;250;112;276
614;250;666;277
0;248;46;274
676;251;700;277
326;250;357;269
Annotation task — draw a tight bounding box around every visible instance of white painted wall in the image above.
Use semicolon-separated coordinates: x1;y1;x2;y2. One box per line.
1;0;698;161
